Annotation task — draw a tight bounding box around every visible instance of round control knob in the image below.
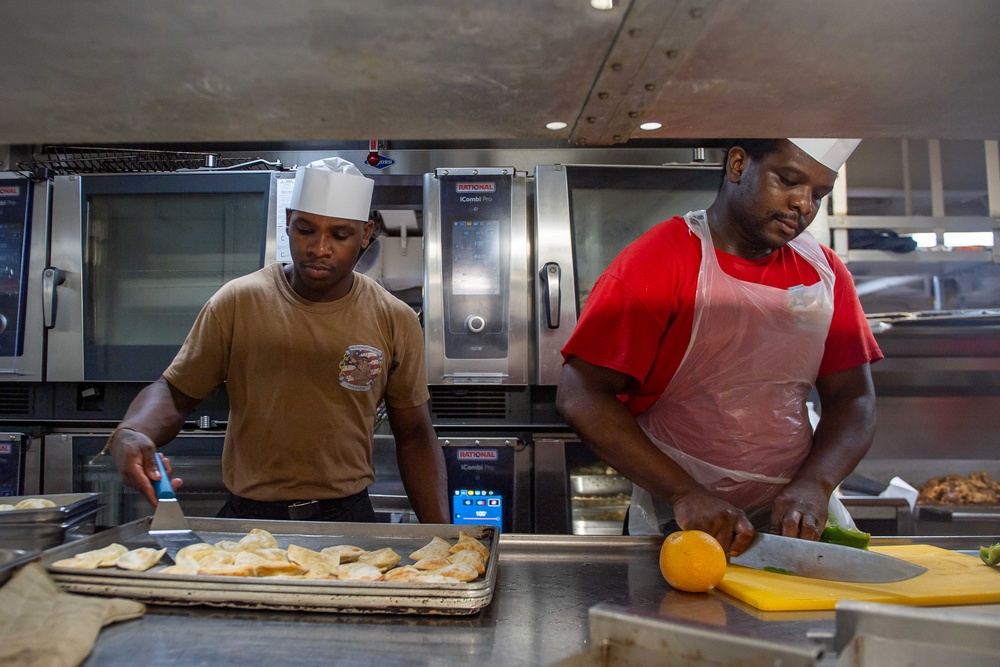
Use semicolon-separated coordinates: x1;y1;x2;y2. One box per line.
465;314;487;333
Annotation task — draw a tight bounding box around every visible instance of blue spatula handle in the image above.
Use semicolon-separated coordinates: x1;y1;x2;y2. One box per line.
152;452;176;501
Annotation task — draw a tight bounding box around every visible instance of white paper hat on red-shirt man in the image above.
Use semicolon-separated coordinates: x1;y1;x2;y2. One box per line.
290;157;374;222
788;138;861;172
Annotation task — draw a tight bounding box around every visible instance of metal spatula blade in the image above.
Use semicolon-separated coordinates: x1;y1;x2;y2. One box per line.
149;452;204;560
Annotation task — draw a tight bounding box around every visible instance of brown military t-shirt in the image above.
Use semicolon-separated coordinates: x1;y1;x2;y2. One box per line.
163;264;429;501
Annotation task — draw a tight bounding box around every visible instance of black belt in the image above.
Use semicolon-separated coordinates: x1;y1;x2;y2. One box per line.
220;488;375;522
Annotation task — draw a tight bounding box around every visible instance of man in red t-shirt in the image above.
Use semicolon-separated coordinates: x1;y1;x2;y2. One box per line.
556;139;882;556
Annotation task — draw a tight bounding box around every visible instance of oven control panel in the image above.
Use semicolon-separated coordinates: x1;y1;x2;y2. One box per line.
439;175;511;360
442;438;516;533
424;168;531;384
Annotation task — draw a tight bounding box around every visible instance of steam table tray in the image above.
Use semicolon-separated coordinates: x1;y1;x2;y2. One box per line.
0;493;104;550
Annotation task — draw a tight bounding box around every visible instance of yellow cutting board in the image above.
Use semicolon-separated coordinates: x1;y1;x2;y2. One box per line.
716;545;1000;611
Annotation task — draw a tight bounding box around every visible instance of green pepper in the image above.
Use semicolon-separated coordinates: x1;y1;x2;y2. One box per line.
819;514;871;550
820;524;871;549
980;542;1000;566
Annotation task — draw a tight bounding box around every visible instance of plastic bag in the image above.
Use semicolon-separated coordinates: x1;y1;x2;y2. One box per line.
828;492;858;531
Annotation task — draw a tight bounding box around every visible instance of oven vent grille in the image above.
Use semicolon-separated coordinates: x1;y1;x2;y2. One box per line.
17;146;282;176
429;386;509;422
0;386;32;416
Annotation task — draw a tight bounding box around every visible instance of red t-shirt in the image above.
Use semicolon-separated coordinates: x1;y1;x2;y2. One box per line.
561;216;883;416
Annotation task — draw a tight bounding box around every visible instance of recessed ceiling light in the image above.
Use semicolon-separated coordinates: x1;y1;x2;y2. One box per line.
590;0;615;9
545;121;568;131
639;121;663;131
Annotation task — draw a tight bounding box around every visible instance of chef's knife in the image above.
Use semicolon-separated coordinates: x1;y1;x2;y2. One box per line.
729;532;927;583
148;453;204;561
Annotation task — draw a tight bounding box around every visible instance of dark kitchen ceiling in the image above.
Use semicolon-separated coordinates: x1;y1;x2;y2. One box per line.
1;0;998;146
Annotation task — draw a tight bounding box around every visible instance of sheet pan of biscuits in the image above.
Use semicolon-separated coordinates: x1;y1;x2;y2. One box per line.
39;517;498;615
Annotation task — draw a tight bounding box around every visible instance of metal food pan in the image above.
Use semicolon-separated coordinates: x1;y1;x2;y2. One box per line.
0;548;38;586
0;508;100;551
40;517;498;615
570;474;632;496
571;505;628;520
0;493;105;525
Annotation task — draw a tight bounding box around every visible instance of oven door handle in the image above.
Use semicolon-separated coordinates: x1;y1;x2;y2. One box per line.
540;262;561;329
42;266;67;329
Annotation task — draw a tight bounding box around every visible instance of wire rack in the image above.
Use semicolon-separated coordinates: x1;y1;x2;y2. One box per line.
17;146;283;176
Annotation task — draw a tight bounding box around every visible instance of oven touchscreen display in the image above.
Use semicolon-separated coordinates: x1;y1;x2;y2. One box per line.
450;220;500;295
452;489;503;531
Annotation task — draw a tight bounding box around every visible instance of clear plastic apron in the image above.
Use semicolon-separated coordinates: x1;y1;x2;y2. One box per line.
629;210;836;535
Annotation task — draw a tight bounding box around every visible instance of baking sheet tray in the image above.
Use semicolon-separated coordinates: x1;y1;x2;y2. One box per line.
0;493;104;525
39;517;498;615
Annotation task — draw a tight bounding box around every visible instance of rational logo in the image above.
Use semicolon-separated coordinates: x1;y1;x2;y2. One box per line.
456;182;496;193
0;186;20;196
0;444;11;454
456;449;499;461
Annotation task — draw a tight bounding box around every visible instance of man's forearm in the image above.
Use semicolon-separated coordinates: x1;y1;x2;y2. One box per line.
387;403;449;523
120;377;200;446
396;438;449;523
794;394;876;494
556;362;703;506
558;358;759;551
794;365;877;493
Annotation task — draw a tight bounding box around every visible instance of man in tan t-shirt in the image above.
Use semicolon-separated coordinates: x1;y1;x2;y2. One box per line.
108;158;449;523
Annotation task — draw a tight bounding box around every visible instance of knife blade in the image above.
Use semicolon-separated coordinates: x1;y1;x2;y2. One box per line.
729;532;927;583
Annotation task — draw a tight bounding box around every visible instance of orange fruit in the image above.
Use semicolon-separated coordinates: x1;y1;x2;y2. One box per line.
659;530;728;593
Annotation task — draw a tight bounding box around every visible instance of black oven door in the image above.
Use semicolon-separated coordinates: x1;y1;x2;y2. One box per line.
45;171;284;382
0;176;47;383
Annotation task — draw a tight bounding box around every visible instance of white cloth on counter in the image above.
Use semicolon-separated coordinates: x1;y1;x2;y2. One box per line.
0;562;145;667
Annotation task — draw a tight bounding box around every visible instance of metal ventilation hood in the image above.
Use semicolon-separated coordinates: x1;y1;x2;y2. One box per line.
1;0;998;146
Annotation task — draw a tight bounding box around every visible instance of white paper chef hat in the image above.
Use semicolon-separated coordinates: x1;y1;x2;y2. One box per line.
788;138;862;171
289;157;375;222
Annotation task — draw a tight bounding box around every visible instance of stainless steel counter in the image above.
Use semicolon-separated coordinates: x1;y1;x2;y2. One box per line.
77;534;1000;667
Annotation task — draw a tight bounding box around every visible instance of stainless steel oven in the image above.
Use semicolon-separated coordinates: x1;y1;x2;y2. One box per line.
422;160;725;533
532;162;724;385
422;169;536;533
45;170;291;383
527;161;728;533
0;174;49;383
